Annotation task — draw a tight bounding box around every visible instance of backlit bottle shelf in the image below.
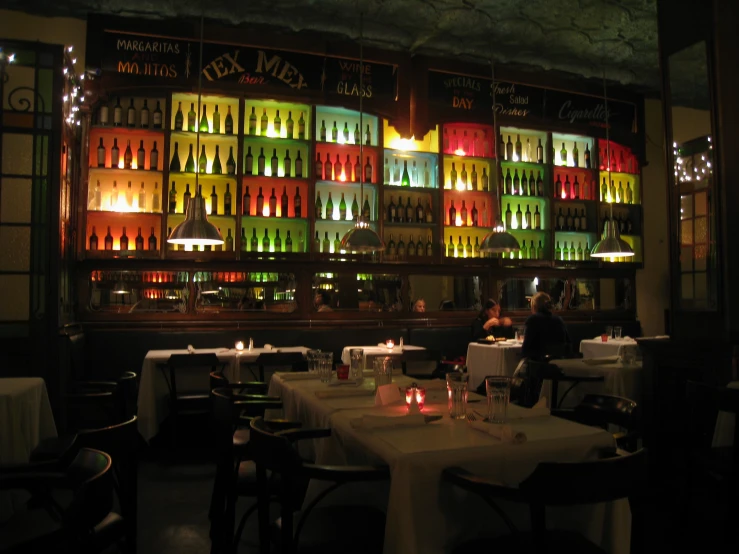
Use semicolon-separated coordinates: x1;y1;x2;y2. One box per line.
315;106;379;147
442;123;494;158
442;154;494;192
240;218;309;254
499;127;547;164
598;140;640;174
383;150;439;189
552;133;594;169
171;93;239;135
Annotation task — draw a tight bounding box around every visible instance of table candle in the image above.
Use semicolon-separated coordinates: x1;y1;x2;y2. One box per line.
386;339;395;350
235;341;244;351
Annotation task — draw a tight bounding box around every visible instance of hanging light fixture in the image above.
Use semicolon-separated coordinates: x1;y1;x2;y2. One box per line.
340;11;385;254
112;280;131;295
167;15;223;249
480;61;520;254
590;69;634;259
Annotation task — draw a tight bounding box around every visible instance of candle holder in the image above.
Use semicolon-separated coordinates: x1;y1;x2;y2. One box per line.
405;383;426;413
385;339;395;351
235;340;244;352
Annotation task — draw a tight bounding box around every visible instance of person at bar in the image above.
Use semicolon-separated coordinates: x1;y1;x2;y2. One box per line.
314;290;333;312
521;291;570;360
412;298;426;313
471;299;513;340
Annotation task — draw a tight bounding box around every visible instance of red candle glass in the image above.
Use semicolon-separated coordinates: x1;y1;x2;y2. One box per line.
336;364;350;380
405;385;426;412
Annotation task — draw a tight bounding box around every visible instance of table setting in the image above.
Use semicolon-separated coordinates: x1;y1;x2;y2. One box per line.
465;338;523;390
340;341;436;376
579;326;642;360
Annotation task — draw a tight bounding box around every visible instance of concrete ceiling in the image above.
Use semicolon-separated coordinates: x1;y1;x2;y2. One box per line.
6;0;661;91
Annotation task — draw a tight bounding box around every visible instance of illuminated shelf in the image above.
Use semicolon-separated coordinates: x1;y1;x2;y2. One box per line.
87;209;163;216
167;171;237;179
499;126;548;164
552;132;594;169
383;222;436;229
171;130;238;141
383;184;439;194
315;106;379;147
88;167;163;176
90;125;165;135
443;153;492;165
244;135;310;148
500;160;547;170
383;149;439;189
84;249;161;259
442;123;494;158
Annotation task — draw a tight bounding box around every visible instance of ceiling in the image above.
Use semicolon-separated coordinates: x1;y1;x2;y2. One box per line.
6;0;661;92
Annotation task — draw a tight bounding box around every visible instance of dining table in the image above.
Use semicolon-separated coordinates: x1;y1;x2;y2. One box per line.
465;340;523;390
340;344;436;375
137;345;309;441
268;372;630;554
579;337;640;360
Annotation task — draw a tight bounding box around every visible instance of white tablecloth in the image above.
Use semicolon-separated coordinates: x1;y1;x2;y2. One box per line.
465;341;523;390
713;381;739;447
0;378;58;464
579;338;639;360
539;357;643;409
268;374;628;554
138;346;308;441
341;345;435;375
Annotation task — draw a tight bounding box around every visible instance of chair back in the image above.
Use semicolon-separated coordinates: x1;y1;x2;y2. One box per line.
400;349;440;376
166;353;222;398
65;391;119;432
63;448;115;536
542;342;572;359
117;371;138;420
574;394;641;431
251;352;308;381
512;360;556;407
248;417;305;475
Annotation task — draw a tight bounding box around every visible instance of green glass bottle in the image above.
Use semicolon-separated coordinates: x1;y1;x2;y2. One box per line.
226;146;236;175
250;228;258;252
569;242;575;261
334;232;341;253
537;240;544;260
174;102;184;131
185;144;195;173
274;229;282;252
339;193;347;220
262;228;270;252
225;229;233;251
212;145;222;174
447;235;454;257
351;193;359;219
315;191;323;219
199;104;209;133
260;108;268;136
331;121;338;142
555;241;562;261
326;192;334;220
285;230;293;252
170;142;181;172
401;160;411;187
198;145;208;174
576;241;583;261
274;110;282;136
560;142;567;165
313;231;320;253
248;107;257;135
187;103;196;132
520;240;528;259
362;194;371;219
240;228;247;252
322;232;330;253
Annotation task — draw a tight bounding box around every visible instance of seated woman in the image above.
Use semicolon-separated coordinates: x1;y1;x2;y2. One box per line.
521;292;569;360
412;298;426;313
314;290;333;312
471;299;513;340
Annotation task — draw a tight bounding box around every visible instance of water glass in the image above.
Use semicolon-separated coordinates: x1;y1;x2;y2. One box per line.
446;373;469;420
307;349;321;373
605;326;614;339
485;377;511;423
614;326;623;340
373;357;393;389
317;352;333;383
349;348;364;382
515;327;525;342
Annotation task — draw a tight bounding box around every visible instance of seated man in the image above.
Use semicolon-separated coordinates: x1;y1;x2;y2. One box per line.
521;292;569;360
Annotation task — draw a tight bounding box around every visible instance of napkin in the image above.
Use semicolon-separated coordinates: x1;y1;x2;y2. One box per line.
467;420;527;444
277;372;320;381
375;383;402;406
315;388;374;399
350;413;427;430
264;344;274;351
582;356;619;366
507;398;550;420
328;379;362;387
187;345;195;354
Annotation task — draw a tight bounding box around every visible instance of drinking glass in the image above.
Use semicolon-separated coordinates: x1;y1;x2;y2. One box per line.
485;377;511;423
307;349;321;373
515;327;525;342
349;348;364;382
605;326;614;339
317;352;333;383
446;373;469;420
614;326;623;340
373;357;393;389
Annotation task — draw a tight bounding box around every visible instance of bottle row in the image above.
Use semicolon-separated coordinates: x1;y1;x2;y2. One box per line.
552;141;592;168
173;102;235;135
447;200;496;228
170;143;237;175
443;236;543;259
192;271;284;283
243;186;303;218
385;234;434;259
235;228;303;253
95;139;161;171
555;241;592;262
90;270;188;283
97;97;164;129
244;147;305;178
599;147;638;174
502;168;545;196
385;196;434;224
502;203;544;231
554;207;590;232
384;158;436;188
495;239;547;261
166;183;234;216
443;128;493;158
315;191;371;221
318;120;372;145
601;212;636;235
498;134;546;164
443;162;493;192
554;174;592;201
89;226;158;251
88;180;162;213
246;107;307;139
315;154;373;182
599;178;635;204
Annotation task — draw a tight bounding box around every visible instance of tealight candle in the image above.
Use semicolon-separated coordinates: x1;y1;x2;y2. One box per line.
235;341;244;351
386;339;395;350
405;384;426;413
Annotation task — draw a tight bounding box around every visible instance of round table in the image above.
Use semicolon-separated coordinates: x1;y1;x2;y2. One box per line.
465;341;523;391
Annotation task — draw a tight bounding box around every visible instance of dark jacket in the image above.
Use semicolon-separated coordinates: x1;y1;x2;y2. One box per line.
521;311;569;360
471;317;514;341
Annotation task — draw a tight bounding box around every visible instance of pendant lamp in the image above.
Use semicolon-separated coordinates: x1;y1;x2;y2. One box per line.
340;12;385;254
590;69;634;259
480;61;520;254
167;15;223;248
112;280;131;294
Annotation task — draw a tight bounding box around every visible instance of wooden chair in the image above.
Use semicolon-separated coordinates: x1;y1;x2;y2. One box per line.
513;359;604;409
70;371;139;423
64;390;119;433
0;448;124;554
398;348;441;378
250;417;390;554
163;353;225;448
209;370;269;396
443;448;647;554
245;352;308;382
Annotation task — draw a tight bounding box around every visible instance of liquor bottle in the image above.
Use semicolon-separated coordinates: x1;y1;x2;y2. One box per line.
580;209;587;231
513;169;520;195
534;205;541;230
557;207;565;230
104;226;114;250
534;240;543;260
326;192;334;220
506;136;514;161
113;97;123;126
322;232;330;253
120;227;129;250
89;227;98;250
456;236;463;258
199;105;209;133
520;240;528;259
560;143;567;165
387;234;396;258
260;108;268;136
125;181;134;207
99;101;109;126
424;161;431;188
333;232;341;254
294;188;302;218
575;241;583;261
584;144;591;168
251;228;259;252
625;182;633;204
521;171;528;197
248;107;257;135
393;159;401;184
363;194;371;219
564;175;571;199
90;180;102;210
226;146;236;175
448;200;456;226
416;198;425;223
397;235;406;259
470;164;478;190
364;157;373;183
197;145;207;174
280;186;288;218
461;164;469;190
320;120;327;141
395;196;404;223
384;157;391;184
152;182;160;213
504;168;512;195
285;230;293;252
242;186;251;216
96;138;107;168
224;183;232;216
573;176;580;199
257;148;266;176
315;191;322;219
173;101;184;130
185;144;195;173
124;140;133;169
573;211;581;231
147;141;158;171
555;175;563;199
466;201;477;227
505;203;512;229
274;230;281;252
426;200;434;224
286;111;294;138
127;98;136;127
460;200;468;226
555;241;562;261
135;228;144;250
351;193;359;219
182;184;191;213
525;138;532;163
244;146;253;176
284;150;292;178
572;142;579;167
212;146;222;174
537;172;544;196
334;155;342;181
135;141;146;170
515;204;522;229
481;167;489;191
268;188;277;217
224;229;233;252
274;110;282;135
447;235;454;257
515;134;522;161
270;148;278;176
256;187;264;216
401;161;411;187
523;205;531;229
212;105;220;134
601;177;608;201
298;112;306;139
566;208;573;230
610;180;617;203
408;235;416;257
474;237;481;258
295;151;303;178
329;121;337;142
313;231;320;253
138;182;146;211
111;181;119;208
365;124;372;145
426;235;433;256
187;103;196;132
263;229;271;252
617;181;625;203
569;242;576;261
148;227;157;250
239;228;247;252
526;171;534;196
339;193;347;220
405;197;414;223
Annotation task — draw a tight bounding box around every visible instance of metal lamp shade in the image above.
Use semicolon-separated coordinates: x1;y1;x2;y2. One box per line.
167;193;223;246
479;228;521;253
590;220;635;258
340;218;385;253
112;281;131;294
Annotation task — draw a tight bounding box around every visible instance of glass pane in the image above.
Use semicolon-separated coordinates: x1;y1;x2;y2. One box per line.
497;278;631;311
37;69;53;114
694;216;707;244
0;225;31;271
694;244;708;271
39;52;53;67
313;273;402;312
680;220;693;245
1;133;34;176
0;275;29;320
680;195;692;220
408;275;484;312
681;274;694;300
694;272;707;300
88;271;190;314
694;191;707;216
0;178;32;223
2;65;35;111
680;246;694;272
35;136;48;176
194;271;296;314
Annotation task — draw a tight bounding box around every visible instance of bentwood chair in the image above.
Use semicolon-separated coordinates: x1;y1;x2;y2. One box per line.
250;417;390;554
244;352;309;383
443;448;647;554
